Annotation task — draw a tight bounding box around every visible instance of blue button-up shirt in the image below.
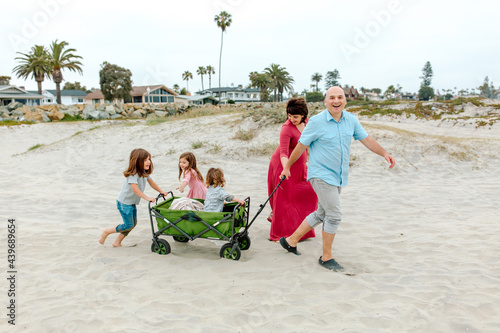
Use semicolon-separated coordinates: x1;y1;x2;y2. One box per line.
299;110;368;187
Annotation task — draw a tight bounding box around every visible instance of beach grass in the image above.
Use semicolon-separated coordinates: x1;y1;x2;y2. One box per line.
232;128;257;141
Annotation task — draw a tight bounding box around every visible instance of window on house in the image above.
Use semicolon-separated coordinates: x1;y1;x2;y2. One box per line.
167;96;174;103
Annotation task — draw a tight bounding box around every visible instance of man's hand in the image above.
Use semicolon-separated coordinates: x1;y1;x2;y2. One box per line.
279;168;291;180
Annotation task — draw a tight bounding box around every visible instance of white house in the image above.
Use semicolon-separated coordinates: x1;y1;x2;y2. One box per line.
175;95;218;106
84;85;179;105
34;89;87;105
0;85;43;106
197;85;261;103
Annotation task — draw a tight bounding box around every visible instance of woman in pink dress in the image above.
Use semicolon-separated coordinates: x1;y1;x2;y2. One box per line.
267;98;317;242
177;152;207;199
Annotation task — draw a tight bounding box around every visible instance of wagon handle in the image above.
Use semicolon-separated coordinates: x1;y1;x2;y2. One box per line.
246;175;285;229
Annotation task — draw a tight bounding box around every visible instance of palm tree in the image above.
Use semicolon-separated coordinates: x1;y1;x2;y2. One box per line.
249;71;271;102
214;11;232;104
311;72;322;92
196;66;206;91
48;40;83;104
206;65;215;89
12;45;52;95
277;73;294;101
182;71;193;92
265;64;292;102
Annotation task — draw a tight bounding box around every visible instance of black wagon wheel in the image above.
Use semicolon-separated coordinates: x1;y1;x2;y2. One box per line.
173;235;189;243
151;239;171;255
238;234;251;251
220;243;241;261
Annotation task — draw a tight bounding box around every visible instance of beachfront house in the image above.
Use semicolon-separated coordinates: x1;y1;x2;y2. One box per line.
175;95;218;106
84;85;179;105
31;89;87;105
340;85;360;100
197;85;261;103
0;85;43;106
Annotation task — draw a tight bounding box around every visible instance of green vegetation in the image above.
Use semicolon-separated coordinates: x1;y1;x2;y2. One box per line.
191;140;204;149
207;143;222;154
145;117;169;125
232;128;257;141
99;62;132;102
247;142;278;156
306;91;324;103
28;144;44;151
61;114;83;121
0;120;34;126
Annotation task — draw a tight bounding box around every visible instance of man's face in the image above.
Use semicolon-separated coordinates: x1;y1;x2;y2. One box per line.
324;88;346;115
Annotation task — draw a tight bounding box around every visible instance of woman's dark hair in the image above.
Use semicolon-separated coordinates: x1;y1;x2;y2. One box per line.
286;98;308;123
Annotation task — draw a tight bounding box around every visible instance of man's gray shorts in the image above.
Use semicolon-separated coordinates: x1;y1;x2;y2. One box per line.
306;178;342;234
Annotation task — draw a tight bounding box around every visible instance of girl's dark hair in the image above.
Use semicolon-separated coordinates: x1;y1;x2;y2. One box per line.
178;152;204;183
286;97;308;123
206;168;225;187
124;148;153;177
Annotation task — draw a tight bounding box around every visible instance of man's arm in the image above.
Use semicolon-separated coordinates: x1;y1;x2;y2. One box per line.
279;142;309;179
360;136;396;168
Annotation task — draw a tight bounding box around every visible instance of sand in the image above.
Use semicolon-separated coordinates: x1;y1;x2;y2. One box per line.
1;110;499;332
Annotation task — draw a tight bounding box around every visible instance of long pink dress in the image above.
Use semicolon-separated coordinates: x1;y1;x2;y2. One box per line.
267;119;317;241
183;169;207;199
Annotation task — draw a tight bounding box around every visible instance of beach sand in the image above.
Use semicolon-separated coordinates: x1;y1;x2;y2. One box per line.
1;110;499;332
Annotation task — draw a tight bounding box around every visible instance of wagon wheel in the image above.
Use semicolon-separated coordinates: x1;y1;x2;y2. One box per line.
151;239;171;255
173;235;189;243
220;243;241;261
238;234;251;251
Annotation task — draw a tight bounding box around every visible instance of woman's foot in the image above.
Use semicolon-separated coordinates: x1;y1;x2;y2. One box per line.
267;212;273;222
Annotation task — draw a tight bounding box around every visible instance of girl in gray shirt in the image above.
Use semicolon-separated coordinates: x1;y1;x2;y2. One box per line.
99;148;167;247
204;168;245;212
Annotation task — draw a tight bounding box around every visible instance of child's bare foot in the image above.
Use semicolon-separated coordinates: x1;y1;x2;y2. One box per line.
99;229;110;245
112;233;126;247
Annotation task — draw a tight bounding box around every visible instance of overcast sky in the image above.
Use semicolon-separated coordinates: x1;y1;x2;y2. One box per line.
2;0;499;95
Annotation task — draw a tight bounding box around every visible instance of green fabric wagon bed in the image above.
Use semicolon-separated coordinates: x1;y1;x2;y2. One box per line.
152;196;247;239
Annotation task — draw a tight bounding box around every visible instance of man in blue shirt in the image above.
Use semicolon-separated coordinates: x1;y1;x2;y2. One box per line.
279;86;395;271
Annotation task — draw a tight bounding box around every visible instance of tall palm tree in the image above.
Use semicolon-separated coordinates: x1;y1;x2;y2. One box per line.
182;71;193;92
214;11;232;104
48;40;83;104
12;45;51;95
196;66;206;91
311;72;322;92
206;65;215;89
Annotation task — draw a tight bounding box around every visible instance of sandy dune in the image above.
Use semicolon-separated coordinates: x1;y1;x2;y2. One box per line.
1;110;499;332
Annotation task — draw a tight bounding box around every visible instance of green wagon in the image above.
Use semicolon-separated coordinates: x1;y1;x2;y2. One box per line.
148;192;251;260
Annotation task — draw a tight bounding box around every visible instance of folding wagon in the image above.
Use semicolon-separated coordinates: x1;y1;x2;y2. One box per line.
148;177;284;261
148;192;251;260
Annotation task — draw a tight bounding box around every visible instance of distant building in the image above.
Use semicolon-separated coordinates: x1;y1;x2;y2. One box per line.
175;95;218;105
197;86;260;103
340;85;359;100
0;85;43;106
30;89;87;105
84;85;179;105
